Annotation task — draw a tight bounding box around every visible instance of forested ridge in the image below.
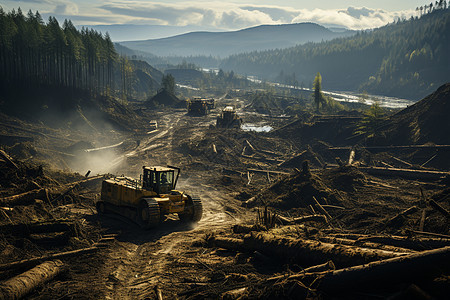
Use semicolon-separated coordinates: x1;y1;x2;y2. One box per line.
220;8;450;99
0;7;161;107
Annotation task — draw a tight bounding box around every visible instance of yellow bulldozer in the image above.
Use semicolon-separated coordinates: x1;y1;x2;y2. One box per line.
96;166;202;229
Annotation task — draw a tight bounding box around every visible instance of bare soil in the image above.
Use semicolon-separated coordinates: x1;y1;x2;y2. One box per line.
0;92;449;299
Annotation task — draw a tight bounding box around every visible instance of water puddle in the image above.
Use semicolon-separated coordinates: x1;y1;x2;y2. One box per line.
241;123;273;132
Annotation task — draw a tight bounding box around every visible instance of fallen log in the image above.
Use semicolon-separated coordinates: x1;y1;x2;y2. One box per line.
0;260;65;300
52;175;104;203
366;180;398;189
0;189;48;207
329;233;370;240
419;209;426;231
383;206;419;229
389;155;413;167
428;199;450;219
241;146;247;156
421;153;438;168
348;149;355;165
221;287;248;299
313;197;332;220
329;144;450;151
304;260;335;273
318;236;416;254
246;171;253;185
154;285;163;300
266;261;336;282
257;149;283;157
208;236;245;252
407;230;450;239
243;196;258;207
245;233;410;268
380;161;394;168
321;205;345;210
0;150;18;170
0;209;13;225
357;235;450;251
245;140;256;152
209;233;409;268
0;220;77;237
276;214;327;225
84;141;124;153
358;166;449;180
246;168;290;175
317;246;450;292
0;247;98;271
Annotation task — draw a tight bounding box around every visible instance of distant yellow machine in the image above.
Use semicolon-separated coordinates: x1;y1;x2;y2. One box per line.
97;166;202;229
216;106;242;128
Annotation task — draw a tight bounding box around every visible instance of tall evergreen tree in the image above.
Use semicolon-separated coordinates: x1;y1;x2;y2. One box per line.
313;72;326;111
161;74;175;94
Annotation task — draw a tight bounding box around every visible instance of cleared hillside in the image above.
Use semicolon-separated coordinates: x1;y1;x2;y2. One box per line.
372;83;450;145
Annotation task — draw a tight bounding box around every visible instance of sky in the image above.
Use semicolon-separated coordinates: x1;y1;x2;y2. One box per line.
2;1;426;37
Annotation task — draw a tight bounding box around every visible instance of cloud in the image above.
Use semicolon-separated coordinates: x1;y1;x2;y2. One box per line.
10;1;414;30
292;6;415;29
53;1;78;15
9;0;51;3
240;6;298;23
9;0;79;15
97;2;415;30
99;2;281;29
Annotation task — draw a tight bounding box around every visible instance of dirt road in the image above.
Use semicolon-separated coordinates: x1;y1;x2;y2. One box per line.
93;109;254;299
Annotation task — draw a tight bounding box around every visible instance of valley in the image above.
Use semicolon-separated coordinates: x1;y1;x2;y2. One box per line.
0;3;449;299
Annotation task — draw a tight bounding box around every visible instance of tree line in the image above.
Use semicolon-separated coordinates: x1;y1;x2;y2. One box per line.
0;7;138;99
416;0;448;16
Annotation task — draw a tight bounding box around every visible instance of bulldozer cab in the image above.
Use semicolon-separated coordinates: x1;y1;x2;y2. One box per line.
142;166;179;195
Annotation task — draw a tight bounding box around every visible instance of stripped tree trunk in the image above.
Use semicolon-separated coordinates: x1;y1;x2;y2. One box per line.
318;246;450;292
0;260;65;300
0;189;48;206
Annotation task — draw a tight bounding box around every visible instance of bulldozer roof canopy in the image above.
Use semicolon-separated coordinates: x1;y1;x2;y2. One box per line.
223;106;235;112
143;166;175;172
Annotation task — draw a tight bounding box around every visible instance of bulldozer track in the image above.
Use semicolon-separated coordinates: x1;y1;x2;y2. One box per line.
138;198;161;229
191;197;203;222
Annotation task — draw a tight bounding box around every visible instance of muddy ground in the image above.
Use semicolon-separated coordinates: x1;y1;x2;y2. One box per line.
0;93;449;299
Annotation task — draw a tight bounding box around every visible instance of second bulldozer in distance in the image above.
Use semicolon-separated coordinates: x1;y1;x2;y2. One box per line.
216;106;242;128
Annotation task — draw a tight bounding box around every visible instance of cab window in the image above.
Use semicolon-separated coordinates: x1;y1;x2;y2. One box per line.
159;172;173;185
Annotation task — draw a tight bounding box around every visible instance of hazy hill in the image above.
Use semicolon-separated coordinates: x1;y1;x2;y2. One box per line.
127;60;164;99
220;9;450;99
120;23;355;57
80;24;223;42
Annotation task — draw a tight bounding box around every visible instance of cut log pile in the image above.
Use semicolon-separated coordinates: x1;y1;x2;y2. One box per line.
0;150;107;299
191;160;450;299
203;221;450;298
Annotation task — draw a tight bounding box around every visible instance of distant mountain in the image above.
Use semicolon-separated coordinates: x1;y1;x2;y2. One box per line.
77;24;223;42
220;9;450;99
119;23;355;57
114;43;155;59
